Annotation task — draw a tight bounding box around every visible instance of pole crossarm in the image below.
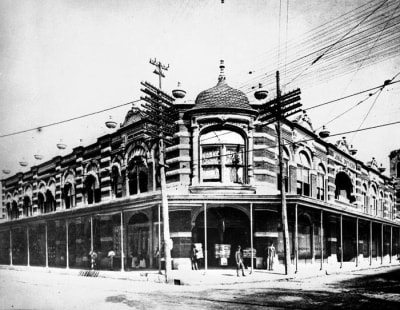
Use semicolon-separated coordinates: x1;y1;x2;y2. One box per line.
259;88;302;124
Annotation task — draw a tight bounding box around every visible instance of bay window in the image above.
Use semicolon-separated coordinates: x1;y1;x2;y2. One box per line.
200;130;245;184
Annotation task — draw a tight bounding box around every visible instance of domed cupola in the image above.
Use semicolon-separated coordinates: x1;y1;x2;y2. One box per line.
188;60;257;115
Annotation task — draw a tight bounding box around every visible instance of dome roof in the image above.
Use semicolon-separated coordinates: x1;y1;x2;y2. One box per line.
194;78;253;111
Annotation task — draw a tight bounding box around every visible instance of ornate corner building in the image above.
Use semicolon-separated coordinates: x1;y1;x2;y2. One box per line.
0;69;399;273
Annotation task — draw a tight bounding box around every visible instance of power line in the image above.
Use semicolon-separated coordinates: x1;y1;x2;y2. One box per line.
201;120;400;162
304;79;400;111
0;99;142;139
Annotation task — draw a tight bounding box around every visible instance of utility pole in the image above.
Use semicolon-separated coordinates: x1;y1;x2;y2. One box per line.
150;58;169;90
141;59;176;282
258;71;302;275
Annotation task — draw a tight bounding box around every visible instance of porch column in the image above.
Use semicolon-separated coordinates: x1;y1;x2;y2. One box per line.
90;216;94;270
340;215;343;268
9;229;12;266
356;218;359;267
295;204;298;273
121;211;125;272
66;219;69;269
90;216;94;253
45;222;48;268
390;225;392;264
250;203;253;273
381;223;384;265
204;203;207;273
192;124;200;185
320;210;323;271
158;204;161;274
311;222;315;264
27;226;30;267
369;221;372;266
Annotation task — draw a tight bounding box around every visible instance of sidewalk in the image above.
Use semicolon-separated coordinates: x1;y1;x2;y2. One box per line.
2;260;399;286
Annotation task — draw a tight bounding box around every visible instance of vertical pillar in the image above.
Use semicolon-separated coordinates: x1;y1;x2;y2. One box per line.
90;216;94;252
369;221;372;266
66;219;69;269
320;210;323;270
45;222;48;268
340;215;343;268
204;203;208;273
90;216;94;270
9;229;12;266
27;226;30;267
356;218;359;267
295;204;298;273
121;211;125;272
390;225;392;264
381;223;384;264
158;204;161;274
191;124;199;185
311;222;315;264
250;203;253;273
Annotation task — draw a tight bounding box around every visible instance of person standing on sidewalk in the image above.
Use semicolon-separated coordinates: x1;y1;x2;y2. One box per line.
191;244;199;270
235;245;246;277
267;243;276;271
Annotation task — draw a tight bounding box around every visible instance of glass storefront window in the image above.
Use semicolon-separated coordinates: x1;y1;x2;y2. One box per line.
29;223;46;266
93;214;122;271
0;230;10;265
127;212;151;270
48;220;67;268
12;227;27;265
68;217;91;269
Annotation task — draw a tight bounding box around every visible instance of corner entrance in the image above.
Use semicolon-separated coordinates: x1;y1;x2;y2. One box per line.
192;207;250;267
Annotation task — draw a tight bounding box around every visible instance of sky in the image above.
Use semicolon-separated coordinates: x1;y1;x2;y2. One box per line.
0;0;399;182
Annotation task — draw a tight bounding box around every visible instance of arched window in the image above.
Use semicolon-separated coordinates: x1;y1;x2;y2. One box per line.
23;186;33;217
277;147;290;192
63;183;75;209
335;171;354;203
6;201;11;220
45;189;56;213
362;184;368;213
370;186;377;215
296;151;311;196
111;165;123;198
37;192;45;215
11;200;19;220
317;164;326;201
200;130;245;184
84;174;100;204
378;191;384;217
63;173;76;209
127;147;149;195
23;196;32;217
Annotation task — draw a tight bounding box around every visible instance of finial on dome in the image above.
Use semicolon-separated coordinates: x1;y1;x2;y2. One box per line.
218;60;226;82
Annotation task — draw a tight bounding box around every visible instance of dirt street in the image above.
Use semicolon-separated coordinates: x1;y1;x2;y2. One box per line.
1;266;400;309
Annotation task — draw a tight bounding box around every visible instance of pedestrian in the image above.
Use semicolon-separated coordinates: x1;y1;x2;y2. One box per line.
191;244;199;270
235;245;246;277
267;243;276;271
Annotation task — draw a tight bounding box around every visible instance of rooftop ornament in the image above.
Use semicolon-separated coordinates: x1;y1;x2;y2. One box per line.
57;139;67;150
34;154;44;160
319;125;330;138
379;164;386;173
349;145;358;155
254;83;268;101
105;116;117;129
172;82;186;99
